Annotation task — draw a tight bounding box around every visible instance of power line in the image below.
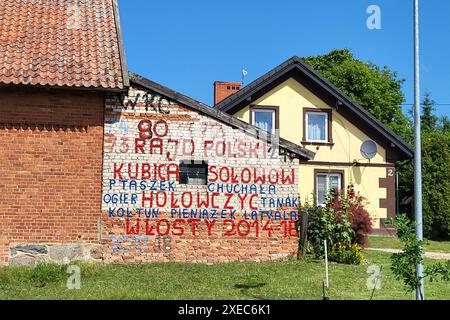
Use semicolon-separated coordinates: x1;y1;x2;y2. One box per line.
401;103;450;106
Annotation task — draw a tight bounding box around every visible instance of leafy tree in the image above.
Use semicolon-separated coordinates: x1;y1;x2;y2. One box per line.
400;93;450;239
304;49;449;240
421;129;450;239
303;49;412;140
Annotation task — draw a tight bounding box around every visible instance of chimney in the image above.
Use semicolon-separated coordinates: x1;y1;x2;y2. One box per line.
214;81;242;105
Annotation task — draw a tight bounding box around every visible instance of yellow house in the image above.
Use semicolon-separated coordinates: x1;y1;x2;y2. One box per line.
214;56;413;233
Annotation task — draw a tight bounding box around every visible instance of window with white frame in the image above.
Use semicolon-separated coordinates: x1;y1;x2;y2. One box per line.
306;111;328;142
252;108;276;134
316;172;342;204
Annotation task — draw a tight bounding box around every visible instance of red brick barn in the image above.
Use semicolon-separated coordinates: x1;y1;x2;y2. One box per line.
0;0;129;265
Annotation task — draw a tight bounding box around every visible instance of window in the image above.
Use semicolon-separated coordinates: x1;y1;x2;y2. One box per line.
250;106;278;134
179;161;208;185
306;111;328;142
315;171;343;205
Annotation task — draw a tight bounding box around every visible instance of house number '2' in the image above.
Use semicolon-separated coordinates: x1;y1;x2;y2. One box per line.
387;169;394;177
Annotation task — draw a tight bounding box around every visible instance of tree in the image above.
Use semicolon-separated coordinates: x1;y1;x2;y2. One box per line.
441;116;450;133
421;129;450;239
303;49;412;140
400;93;450;239
421;92;438;132
304;50;449;240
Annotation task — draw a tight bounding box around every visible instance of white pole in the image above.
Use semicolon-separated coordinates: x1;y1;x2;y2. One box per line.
413;0;425;300
324;240;329;288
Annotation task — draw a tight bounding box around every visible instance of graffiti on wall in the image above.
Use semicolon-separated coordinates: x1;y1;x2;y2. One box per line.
102;89;300;257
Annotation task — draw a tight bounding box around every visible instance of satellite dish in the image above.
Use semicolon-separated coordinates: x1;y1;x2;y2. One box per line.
360;139;378;160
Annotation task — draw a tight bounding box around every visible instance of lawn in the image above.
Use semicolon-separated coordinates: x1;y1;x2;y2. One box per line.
368;235;450;253
0;250;449;300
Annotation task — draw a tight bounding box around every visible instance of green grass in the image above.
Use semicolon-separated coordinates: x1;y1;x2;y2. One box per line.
368;235;450;253
0;251;449;300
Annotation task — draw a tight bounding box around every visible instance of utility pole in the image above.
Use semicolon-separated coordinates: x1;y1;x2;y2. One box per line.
413;0;425;300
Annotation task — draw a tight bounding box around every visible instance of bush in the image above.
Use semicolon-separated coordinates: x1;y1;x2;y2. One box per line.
328;184;373;246
305;205;333;257
302;184;373;264
390;214;450;297
328;241;365;265
304;203;354;259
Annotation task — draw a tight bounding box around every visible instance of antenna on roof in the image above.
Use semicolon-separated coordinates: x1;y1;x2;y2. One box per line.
242;68;248;86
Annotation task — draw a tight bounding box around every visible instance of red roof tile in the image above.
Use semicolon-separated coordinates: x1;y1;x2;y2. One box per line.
0;0;128;90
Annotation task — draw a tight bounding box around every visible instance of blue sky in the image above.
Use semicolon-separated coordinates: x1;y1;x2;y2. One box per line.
118;0;450;117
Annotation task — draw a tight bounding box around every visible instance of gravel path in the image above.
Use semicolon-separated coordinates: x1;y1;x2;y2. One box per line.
366;248;450;260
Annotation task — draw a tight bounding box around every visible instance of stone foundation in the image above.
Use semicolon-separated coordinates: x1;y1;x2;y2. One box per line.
7;243;104;267
4;239;298;266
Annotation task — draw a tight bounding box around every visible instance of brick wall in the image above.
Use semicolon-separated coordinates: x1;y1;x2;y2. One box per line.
214;82;242;105
0;86;105;264
101;85;301;263
0;84;301;265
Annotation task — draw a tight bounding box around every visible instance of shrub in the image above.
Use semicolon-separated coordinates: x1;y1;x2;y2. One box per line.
328;241;365;265
329;184;373;246
390;214;450;297
304;203;354;258
349;206;373;245
305;205;334;257
302;183;373;264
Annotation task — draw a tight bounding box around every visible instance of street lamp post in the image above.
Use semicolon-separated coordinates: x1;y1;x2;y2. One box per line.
413;0;425;300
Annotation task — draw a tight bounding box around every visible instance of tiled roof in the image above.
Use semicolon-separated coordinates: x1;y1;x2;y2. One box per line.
0;0;128;90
